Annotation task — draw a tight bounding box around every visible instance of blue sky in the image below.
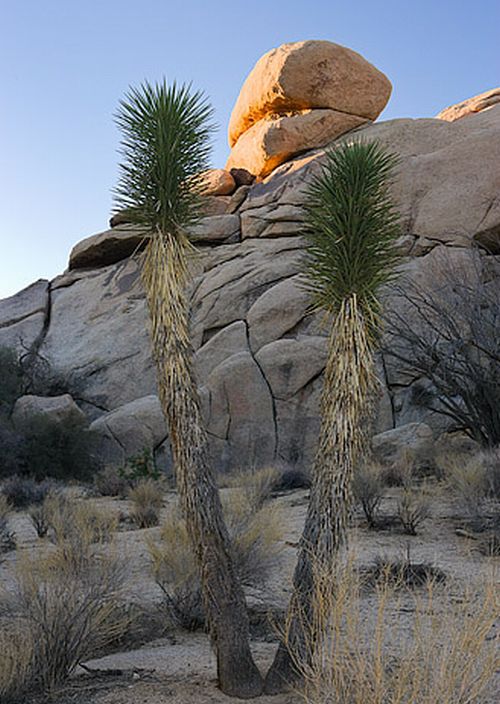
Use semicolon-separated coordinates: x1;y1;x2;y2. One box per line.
1;0;499;299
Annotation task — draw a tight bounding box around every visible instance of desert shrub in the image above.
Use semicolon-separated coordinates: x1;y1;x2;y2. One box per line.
0;475;58;509
128;479;164;528
273;467;311;491
149;488;282;630
363;554;446;589
0;498;127;696
480;446;500;500
120;448;161;484
93;465;131;497
46;496;116;568
0;419;25;479
384;250;500;447
0;495;16;555
438;451;499;531
222;489;283;585
149;512;203;630
380;448;415;487
477;531;500;557
352;462;384;528
397;485;430;535
27;493;57;538
285;560;499;704
0;347;24;416
20;414;97;482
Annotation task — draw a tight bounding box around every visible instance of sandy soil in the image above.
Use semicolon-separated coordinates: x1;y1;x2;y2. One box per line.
1;485;498;704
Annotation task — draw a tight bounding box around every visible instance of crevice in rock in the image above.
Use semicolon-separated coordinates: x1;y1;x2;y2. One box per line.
19;281;53;385
243;321;278;460
73;397;110;414
106;424;127;454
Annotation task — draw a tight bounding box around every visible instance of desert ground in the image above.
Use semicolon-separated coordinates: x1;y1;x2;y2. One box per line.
1;477;498;704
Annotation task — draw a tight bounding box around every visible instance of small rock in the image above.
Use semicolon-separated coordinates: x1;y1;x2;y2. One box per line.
200;168;236;196
229;168;255;187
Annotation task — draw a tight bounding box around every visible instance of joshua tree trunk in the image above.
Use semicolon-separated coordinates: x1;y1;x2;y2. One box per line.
142;230;262;698
265;295;376;693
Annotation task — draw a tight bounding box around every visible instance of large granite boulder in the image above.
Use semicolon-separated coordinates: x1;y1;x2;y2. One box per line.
12;394;87;430
228;40;391;146
226;40;391;178
89;395;167;466
1;88;499;473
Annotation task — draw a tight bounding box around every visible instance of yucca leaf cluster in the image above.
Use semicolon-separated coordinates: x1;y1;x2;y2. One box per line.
114;80;215;234
302;140;401;337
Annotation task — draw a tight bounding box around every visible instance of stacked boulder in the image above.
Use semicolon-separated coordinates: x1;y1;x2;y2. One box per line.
225;40;392;179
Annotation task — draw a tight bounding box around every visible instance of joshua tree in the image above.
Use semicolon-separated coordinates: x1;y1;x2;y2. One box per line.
114;80;262;698
264;141;401;692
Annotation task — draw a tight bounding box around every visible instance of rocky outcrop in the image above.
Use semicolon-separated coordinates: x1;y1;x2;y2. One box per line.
437;87;500;122
1;86;499;473
226;40;391;178
0;280;49;354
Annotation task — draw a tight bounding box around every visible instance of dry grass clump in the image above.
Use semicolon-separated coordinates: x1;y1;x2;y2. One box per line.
149;478;283;629
396;484;430;535
93;464;131;497
438;449;500;530
0;627;34;703
224;466;281;508
353;462;384;528
0;498;127;698
380;448;416;487
285;560;499;704
27;500;51;538
128;479;164;528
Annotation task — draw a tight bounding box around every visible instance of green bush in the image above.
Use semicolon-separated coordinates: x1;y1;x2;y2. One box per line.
119;448;161;483
20;414;98;482
0;348;24;416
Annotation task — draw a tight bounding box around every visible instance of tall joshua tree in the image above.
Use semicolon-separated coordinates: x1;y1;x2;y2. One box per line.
114;80;262;698
265;141;401;693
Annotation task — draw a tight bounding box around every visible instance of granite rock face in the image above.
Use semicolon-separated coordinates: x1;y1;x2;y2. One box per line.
1;99;499;473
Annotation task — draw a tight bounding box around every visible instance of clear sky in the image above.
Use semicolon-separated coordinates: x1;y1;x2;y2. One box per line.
1;0;499;299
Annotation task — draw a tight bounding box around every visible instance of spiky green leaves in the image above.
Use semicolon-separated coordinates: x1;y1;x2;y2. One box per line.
114;80;215;235
302;140;401;337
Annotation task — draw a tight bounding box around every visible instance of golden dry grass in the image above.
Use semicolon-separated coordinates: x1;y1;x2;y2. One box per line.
128;479;164;528
283;559;499;704
0;499;128;698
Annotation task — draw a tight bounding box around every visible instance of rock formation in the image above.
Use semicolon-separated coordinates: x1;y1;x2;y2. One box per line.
225;40;392;178
1;42;499;474
437;87;500;122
